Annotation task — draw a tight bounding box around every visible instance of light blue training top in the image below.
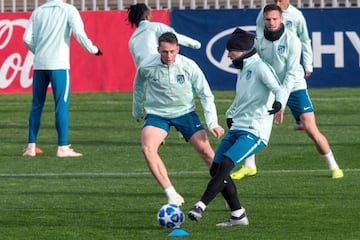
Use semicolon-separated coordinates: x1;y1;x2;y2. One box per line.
23;0;99;70
132;53;220;131
129;20;201;68
256;4;313;73
226;53;287;145
255;28;308;99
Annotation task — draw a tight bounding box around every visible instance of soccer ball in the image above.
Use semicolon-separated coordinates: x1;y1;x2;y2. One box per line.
157;203;185;229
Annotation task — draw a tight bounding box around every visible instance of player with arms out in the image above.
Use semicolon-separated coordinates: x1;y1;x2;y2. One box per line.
132;32;224;206
188;28;287;226
127;3;201;68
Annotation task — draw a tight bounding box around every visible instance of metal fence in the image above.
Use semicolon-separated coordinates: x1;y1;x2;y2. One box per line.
1;0;359;12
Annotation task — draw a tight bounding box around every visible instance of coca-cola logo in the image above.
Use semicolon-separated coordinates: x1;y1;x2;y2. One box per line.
0;18;33;90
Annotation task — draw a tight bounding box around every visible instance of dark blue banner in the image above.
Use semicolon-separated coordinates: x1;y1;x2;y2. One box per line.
171;9;360;89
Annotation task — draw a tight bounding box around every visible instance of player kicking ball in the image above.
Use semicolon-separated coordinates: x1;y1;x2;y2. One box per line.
188;28;286;226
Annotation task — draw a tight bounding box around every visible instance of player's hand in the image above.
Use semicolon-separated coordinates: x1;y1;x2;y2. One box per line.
274;109;284;124
95;48;103;56
268;101;282;115
226;118;233;129
305;71;312;78
191;42;201;49
210;126;225;139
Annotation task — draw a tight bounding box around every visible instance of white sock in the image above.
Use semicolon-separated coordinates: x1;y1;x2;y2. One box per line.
164;186;177;198
231;208;245;218
28;143;36;149
244;155;256;169
195;201;206;211
322;150;339;170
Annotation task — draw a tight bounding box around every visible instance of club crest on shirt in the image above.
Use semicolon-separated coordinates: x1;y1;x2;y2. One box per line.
277;45;285;55
285;20;293;29
245;70;252;80
176;74;185;85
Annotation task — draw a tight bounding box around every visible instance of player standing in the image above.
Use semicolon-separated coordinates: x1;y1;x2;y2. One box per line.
22;0;102;157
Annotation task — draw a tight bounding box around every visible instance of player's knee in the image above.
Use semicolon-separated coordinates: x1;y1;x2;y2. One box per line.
141;144;157;158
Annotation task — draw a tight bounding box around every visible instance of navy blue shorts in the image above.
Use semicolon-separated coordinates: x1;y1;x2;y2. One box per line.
143;111;204;142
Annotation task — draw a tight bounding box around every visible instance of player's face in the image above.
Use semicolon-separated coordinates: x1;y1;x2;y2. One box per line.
264;10;283;32
227;50;244;60
158;42;179;65
274;0;289;10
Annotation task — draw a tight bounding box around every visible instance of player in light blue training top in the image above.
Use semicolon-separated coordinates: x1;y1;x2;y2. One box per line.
257;0;313;131
188;28;286;227
23;0;102;158
256;0;313;77
127;3;201;68
231;4;343;181
132;32;224;206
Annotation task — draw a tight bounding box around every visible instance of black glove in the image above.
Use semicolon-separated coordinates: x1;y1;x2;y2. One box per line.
226;118;233;129
268;101;282;115
95;49;103;56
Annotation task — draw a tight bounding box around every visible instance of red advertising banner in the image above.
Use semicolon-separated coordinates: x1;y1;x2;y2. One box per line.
0;10;169;94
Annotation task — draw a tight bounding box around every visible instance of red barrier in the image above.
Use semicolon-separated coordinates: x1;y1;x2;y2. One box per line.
0;10;169;94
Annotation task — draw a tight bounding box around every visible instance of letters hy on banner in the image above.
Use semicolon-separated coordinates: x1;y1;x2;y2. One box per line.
171;8;360;89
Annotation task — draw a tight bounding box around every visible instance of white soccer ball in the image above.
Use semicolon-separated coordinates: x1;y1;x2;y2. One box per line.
157;203;185;229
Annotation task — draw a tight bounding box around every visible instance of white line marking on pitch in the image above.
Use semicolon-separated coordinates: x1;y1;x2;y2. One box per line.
0;169;358;177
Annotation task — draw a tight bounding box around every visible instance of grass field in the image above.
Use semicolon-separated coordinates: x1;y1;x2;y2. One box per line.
0;88;359;240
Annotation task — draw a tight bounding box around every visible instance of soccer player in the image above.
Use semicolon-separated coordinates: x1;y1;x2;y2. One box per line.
127;3;201;68
127;3;201;141
257;0;313;131
22;0;102;157
132;32;224;206
231;4;343;181
188;28;286;226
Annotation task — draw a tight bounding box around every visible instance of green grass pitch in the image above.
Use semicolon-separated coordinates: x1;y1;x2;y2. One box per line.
0;88;359;239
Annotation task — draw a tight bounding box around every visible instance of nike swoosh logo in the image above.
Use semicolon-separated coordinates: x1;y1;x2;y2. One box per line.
246;135;254;140
196;124;201;128
303;106;312;110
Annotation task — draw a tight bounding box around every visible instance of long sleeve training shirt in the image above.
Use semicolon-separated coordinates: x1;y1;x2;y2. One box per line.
132;54;220;130
226;53;286;145
255;29;307;98
256;5;313;73
129;20;201;68
23;0;99;70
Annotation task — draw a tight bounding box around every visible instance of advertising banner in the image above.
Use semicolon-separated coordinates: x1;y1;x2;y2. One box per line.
171;8;360;89
1;8;359;93
0;10;169;94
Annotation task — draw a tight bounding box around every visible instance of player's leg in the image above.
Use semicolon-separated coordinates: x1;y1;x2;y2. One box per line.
50;70;82;157
188;130;214;168
142;116;184;205
300;112;343;179
289;89;343;179
189;131;264;225
23;70;49;157
174;111;214;168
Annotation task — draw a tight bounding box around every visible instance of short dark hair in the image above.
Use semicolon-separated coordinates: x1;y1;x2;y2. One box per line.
263;4;282;15
158;32;178;46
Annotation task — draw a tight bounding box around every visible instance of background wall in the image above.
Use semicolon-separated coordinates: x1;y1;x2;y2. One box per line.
1;8;359;94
